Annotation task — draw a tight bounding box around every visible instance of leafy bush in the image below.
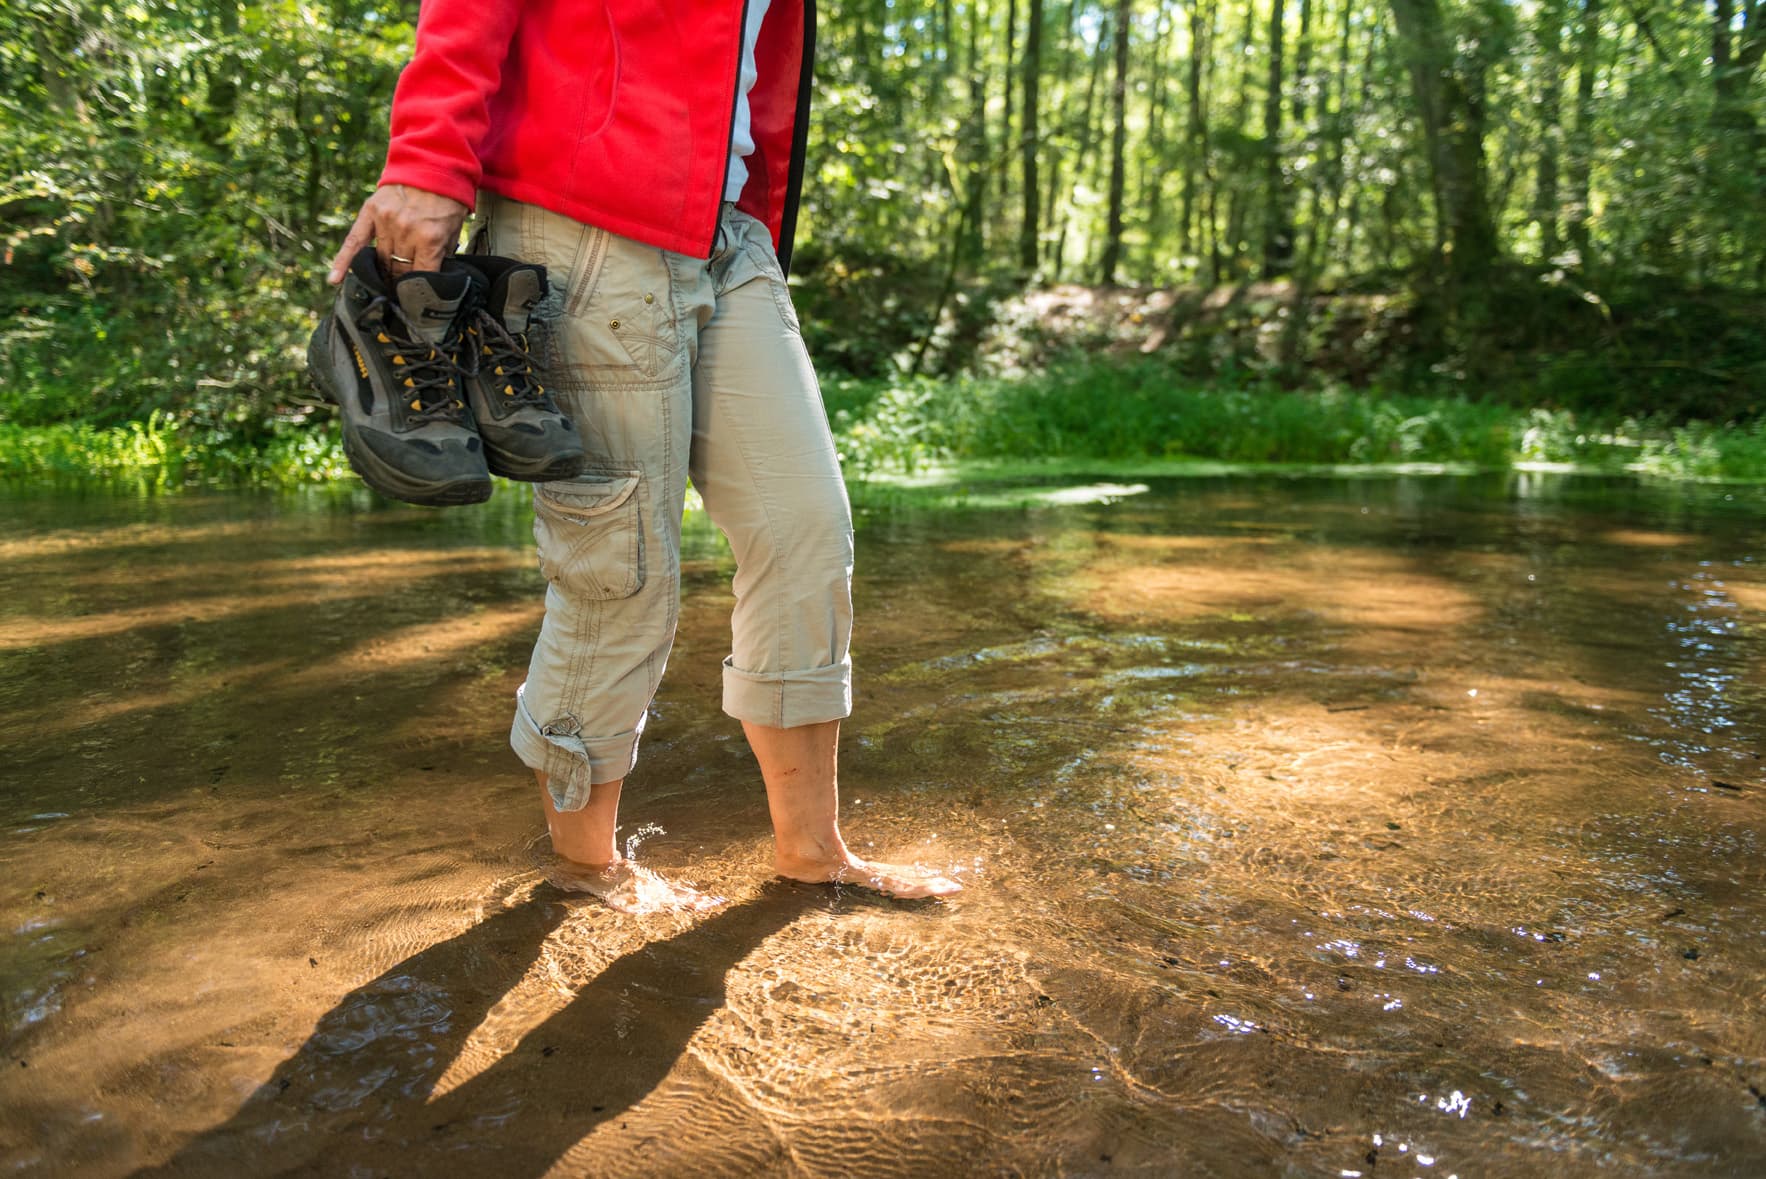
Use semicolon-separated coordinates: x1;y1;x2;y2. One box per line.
1;1;409;448
0;412;345;485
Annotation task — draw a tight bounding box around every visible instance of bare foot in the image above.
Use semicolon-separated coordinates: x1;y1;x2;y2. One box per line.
775;852;964;899
547;857;725;914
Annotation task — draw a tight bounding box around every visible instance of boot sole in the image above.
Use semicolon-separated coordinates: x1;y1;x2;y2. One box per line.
307;318;493;508
486;446;590;483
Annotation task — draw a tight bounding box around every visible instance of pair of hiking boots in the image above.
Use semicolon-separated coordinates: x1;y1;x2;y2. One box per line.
307;248;586;505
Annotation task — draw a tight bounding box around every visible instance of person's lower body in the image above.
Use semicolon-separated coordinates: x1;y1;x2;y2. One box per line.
476;193;960;907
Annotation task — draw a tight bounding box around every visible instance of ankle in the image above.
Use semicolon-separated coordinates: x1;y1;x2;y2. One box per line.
555;851;624;874
539;776;621;869
775;835;850;869
550;832;619;869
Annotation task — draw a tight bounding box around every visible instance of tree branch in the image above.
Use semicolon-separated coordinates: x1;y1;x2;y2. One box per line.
1739;1;1766;73
1622;0;1685;89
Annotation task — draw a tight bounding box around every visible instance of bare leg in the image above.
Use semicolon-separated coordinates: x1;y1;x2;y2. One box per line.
537;772;723;912
743;720;962;899
538;771;621;867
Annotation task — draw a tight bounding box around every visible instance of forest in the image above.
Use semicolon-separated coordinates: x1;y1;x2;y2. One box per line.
2;0;1764;482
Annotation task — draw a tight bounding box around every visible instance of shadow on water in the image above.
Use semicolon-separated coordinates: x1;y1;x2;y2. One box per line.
143;884;821;1178
0;487;730;820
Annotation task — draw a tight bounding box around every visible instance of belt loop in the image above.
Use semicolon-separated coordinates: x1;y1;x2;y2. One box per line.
465;193;494;256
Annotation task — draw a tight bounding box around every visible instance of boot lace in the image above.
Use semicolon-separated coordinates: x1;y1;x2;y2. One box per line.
467;308;550;408
358;297;468;424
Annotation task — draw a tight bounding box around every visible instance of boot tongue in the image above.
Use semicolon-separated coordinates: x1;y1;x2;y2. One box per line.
487;264;548;334
394;270;474;345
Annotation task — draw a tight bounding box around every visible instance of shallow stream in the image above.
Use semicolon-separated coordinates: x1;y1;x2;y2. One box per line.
1;471;1763;1176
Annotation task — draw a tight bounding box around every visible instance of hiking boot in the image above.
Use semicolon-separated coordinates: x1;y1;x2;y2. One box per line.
452;255;588;482
307;248;492;506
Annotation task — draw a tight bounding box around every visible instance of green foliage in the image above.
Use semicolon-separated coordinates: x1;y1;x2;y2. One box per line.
1;0;1762;484
824;357;1766;482
827;359;1516;473
1;0;409;444
1512;406;1766;481
0;410;345;484
1632;418;1766;482
8;359;1765;486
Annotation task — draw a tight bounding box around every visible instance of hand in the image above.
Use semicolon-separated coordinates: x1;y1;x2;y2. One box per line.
326;184;470;285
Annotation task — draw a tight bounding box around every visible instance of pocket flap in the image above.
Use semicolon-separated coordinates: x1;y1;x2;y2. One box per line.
537;473;641;522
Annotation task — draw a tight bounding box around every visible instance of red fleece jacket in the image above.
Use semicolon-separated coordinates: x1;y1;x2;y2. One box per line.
377;0;814;273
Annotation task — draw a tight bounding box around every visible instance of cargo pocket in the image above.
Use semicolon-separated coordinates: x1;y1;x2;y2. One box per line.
532;472;645;600
562;227;680;380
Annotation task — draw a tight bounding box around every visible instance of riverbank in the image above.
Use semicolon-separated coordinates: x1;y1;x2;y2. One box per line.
5;361;1765;487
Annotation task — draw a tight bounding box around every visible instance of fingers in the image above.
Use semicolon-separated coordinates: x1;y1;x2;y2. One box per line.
328;186;470;286
408;236;449;274
378;186;470;279
326;206;374;286
378;242;418;281
374;192;417;280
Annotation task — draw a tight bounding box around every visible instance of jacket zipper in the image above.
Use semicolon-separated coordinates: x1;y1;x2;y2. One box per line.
777;0;814;278
712;0;754;257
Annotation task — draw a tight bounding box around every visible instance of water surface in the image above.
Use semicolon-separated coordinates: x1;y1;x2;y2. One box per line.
2;472;1763;1176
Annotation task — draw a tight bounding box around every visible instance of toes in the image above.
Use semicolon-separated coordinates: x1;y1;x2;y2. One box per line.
547;859;722;913
887;878;962;899
862;864;964;899
774;857;965;900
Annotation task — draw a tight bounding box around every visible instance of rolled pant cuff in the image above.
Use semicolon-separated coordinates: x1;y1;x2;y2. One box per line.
509;684;643;812
721;655;853;729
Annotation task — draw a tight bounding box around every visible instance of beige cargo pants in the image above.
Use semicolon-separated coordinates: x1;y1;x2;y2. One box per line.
476;193;854;813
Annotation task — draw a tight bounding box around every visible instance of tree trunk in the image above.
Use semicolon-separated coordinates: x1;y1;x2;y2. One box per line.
1534;0;1565;261
1020;0;1044;275
1262;0;1292;277
1565;0;1600;263
1293;0;1312;125
1223;0;1258;278
1336;5;1371;277
1203;0;1226;283
1279;0;1354;372
1388;0;1501;294
1043;0;1080;266
1140;5;1173;270
1712;0;1735;108
1002;0;1018;206
959;0;989;270
1100;0;1132;283
1180;1;1208;265
199;0;242;153
1066;10;1109;276
1712;1;1766;151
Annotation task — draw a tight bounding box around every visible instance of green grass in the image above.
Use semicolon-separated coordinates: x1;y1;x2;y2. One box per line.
824;360;1766;483
1513;410;1766;482
6;359;1766;488
824;363;1513;473
0;411;348;488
